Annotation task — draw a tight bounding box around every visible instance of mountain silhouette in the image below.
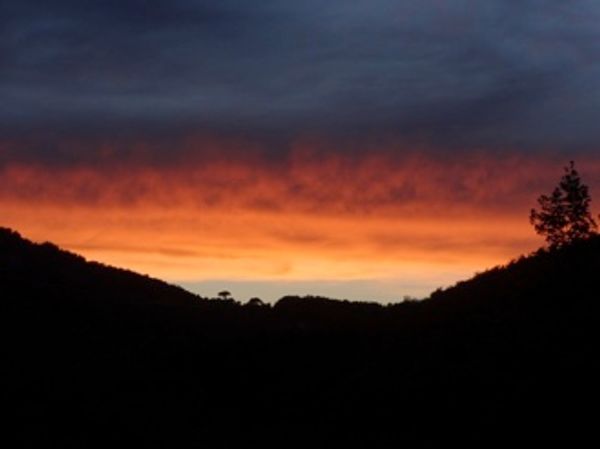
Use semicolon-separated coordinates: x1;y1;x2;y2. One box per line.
3;227;598;448
1;227;200;307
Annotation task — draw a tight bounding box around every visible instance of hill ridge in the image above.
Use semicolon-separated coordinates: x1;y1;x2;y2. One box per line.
4;226;599;447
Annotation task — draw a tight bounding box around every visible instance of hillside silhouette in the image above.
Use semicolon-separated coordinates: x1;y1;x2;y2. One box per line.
3;227;598;448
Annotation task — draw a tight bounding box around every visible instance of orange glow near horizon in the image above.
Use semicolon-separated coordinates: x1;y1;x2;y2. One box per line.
2;142;599;301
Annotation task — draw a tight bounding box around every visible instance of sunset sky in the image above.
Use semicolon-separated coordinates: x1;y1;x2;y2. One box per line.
2;1;600;301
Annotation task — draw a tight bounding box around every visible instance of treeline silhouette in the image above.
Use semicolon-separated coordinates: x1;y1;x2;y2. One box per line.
3;227;598;448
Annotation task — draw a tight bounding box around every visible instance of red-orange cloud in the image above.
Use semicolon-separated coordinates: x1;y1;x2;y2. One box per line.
2;138;599;300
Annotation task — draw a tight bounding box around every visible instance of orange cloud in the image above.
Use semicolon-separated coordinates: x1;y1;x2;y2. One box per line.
2;140;599;300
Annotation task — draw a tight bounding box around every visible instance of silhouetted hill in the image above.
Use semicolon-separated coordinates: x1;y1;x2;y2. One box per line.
4;227;599;448
1;227;200;306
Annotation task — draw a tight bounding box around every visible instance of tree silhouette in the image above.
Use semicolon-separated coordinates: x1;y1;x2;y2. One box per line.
218;290;232;300
530;161;597;248
246;297;265;307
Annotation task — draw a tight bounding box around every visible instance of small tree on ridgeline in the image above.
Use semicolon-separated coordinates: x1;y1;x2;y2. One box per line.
218;290;232;300
530;161;597;249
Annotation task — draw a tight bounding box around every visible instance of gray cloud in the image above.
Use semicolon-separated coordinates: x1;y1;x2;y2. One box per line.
2;0;600;150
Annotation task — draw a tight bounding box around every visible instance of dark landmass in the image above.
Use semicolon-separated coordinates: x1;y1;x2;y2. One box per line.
3;227;598;448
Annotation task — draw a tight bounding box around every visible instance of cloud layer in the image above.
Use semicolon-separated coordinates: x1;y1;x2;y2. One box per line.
3;1;600;149
2;142;599;300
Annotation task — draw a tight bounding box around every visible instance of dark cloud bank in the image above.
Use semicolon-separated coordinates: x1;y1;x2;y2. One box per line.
2;0;600;156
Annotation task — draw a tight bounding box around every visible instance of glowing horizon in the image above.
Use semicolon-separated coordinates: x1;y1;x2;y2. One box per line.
3;139;598;302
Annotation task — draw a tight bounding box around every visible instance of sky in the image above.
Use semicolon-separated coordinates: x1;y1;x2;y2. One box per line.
2;1;600;302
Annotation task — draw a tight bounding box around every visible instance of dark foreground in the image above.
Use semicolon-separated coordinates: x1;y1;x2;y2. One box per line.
3;228;599;448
